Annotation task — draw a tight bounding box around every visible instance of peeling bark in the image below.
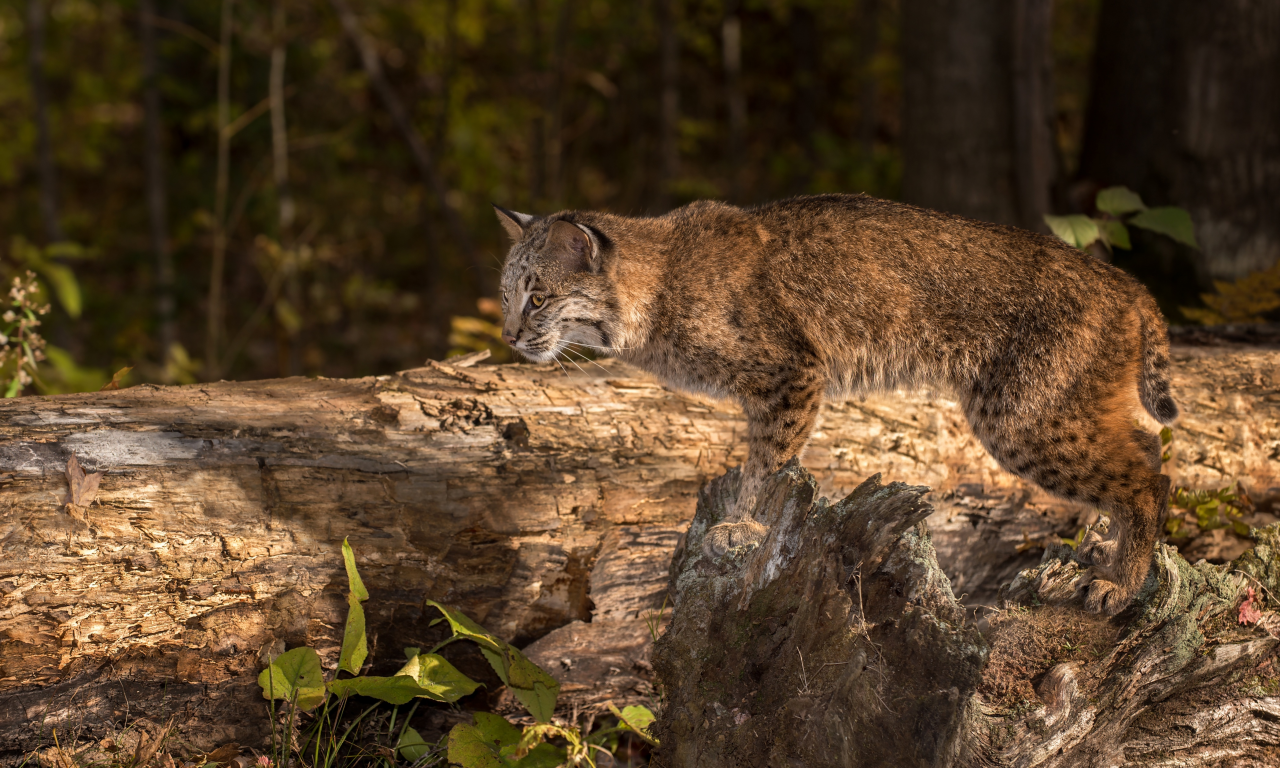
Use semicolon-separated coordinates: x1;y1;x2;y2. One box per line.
654;464;1280;767
0;349;1275;759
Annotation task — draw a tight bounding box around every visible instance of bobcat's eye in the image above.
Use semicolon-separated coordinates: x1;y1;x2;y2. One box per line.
530;293;546;308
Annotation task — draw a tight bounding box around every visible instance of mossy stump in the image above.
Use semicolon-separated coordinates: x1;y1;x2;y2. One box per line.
654;463;1280;767
652;463;987;766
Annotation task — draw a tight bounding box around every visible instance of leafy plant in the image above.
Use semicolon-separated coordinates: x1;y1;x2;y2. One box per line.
0;271;50;397
1045;186;1199;254
257;539;658;767
1165;483;1252;538
1179;258;1280;325
3;243;133;397
9;237;92;320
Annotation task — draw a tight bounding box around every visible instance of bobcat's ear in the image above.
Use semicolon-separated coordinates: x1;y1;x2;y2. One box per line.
547;220;601;274
493;204;535;243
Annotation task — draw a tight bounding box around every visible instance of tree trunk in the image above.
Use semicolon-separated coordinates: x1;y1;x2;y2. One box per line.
139;0;176;373
856;0;882;160
524;0;547;205
1078;0;1280;283
721;2;745;201
653;462;1280;767
790;5;819;194
326;0;483;294
205;0;234;379
268;0;301;378
901;0;1055;232
655;0;680;210
26;0;63;245
0;349;1275;758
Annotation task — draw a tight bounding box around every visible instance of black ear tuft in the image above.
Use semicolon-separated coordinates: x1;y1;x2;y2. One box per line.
547;220;600;274
494;205;535;243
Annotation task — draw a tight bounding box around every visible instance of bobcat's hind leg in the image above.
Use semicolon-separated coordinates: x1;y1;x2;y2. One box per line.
703;371;823;559
968;388;1168;615
1082;473;1170;614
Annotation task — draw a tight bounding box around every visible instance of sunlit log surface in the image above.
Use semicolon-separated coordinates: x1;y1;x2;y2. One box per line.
0;348;1275;757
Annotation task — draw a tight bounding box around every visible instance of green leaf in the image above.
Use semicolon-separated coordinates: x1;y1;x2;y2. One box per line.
1195;500;1224;529
1095;186;1146;215
338;538;369;675
505;649;560;723
1044;214;1100;249
1160;427;1173;447
328;675;429;705
1165;517;1184;537
426;601;560;722
30;260;82;319
609;703;659;746
512;743;566;768
447;723;504;768
426;601;504;653
258;647;326;711
43;242;93;260
1098;219;1131;250
619;705;656;735
1232;521;1252;538
474;713;523;751
328;653;479;704
446;715;522;768
1130;207;1199;249
343;537;369;602
395;652;482;702
397;726;432;763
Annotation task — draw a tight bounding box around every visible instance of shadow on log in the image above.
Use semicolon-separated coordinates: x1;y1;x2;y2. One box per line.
654;463;1280;767
0;346;1274;761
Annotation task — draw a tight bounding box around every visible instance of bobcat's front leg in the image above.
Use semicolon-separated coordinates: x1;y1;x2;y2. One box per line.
703;372;824;558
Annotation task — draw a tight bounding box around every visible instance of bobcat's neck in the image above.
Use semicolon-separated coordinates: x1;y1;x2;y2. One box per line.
585;212;677;358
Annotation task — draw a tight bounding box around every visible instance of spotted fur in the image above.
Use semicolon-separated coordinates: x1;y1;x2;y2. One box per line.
496;194;1178;615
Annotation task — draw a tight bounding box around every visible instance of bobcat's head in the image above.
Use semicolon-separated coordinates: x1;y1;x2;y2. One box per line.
494;206;620;363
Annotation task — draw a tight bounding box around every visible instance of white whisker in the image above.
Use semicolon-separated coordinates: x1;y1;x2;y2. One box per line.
559;352;589;376
563;346;611;374
569;341;630;352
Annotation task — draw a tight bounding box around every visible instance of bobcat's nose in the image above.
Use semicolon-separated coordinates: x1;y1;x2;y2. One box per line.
502;332;517;345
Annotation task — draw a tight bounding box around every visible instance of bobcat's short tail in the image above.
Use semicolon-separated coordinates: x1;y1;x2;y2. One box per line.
1136;295;1179;425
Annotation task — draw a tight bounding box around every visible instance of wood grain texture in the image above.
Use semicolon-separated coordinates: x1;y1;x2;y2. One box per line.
655;460;1280;768
0;350;1275;757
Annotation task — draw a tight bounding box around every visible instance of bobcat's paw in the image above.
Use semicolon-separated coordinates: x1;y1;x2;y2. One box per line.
703;519;768;559
1082;573;1132;616
1076;531;1118;569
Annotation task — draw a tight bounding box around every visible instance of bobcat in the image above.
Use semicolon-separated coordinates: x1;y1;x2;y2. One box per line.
494;194;1177;615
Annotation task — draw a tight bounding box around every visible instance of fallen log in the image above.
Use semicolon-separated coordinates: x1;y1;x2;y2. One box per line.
0;348;1275;759
653;463;1280;767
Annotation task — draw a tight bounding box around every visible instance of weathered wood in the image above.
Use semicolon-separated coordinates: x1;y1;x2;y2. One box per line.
654;465;986;766
0;360;729;757
0;349;1275;759
654;462;1280;767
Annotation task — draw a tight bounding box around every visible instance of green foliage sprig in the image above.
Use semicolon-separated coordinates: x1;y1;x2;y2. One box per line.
1180;259;1280;325
0;271;50;397
257;538;658;767
1165;484;1251;539
1045;186;1199;253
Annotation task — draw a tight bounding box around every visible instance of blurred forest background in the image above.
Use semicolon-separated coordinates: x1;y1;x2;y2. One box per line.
0;0;1277;393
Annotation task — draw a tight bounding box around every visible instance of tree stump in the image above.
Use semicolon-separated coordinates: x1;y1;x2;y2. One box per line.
654;462;1280;767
